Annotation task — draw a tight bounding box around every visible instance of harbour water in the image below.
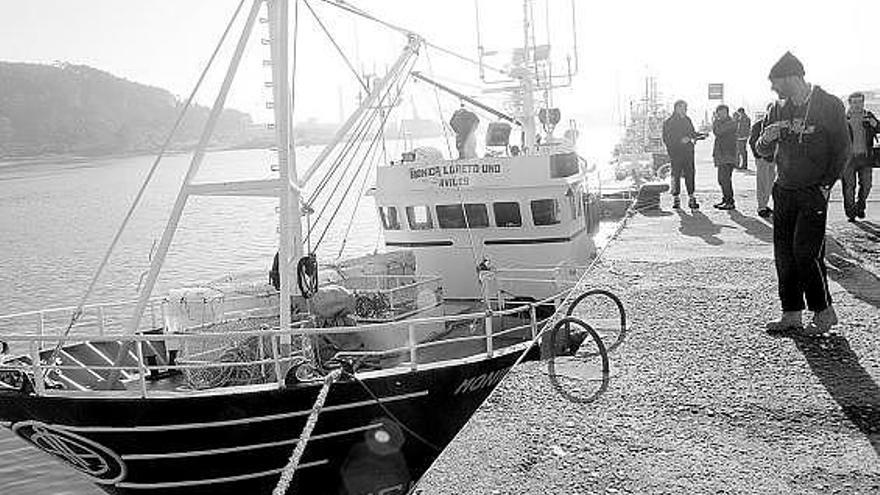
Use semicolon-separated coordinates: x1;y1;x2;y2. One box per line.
0;128;620;494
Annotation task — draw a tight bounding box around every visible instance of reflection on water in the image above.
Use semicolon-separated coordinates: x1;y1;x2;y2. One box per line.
0;128;620;494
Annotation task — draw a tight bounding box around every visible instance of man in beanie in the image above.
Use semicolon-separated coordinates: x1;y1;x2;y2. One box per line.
756;51;850;334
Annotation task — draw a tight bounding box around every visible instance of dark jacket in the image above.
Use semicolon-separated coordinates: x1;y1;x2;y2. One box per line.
755;86;850;189
748;120;765;159
662;113;697;159
846;109;880;155
712;116;738;163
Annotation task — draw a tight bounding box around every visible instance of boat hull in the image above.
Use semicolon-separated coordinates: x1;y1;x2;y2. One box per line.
0;349;534;494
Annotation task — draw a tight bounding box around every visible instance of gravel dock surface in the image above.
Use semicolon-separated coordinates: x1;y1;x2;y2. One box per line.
416;174;880;494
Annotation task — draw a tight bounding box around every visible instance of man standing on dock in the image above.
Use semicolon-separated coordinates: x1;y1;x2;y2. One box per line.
756;52;850;334
662;100;701;209
842;92;878;221
712;105;738;209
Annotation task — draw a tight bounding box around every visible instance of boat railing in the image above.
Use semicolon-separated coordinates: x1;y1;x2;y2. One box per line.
0;286;570;398
0;291;279;353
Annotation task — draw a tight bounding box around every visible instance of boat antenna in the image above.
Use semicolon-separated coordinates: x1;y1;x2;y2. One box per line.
47;0;250;368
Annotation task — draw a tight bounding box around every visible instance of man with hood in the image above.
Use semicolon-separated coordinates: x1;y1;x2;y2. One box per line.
662;99;703;209
755;52;850;334
842;91;879;221
712;104;738;209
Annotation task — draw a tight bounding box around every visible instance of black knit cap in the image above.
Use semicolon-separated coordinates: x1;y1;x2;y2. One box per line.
768;51;805;79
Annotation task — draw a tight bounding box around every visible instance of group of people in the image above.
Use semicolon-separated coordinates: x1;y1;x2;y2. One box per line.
662;51;877;335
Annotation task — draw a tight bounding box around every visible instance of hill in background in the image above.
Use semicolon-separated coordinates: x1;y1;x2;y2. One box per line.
0;62;252;158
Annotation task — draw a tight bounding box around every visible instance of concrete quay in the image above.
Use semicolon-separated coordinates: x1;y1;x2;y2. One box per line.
417;148;880;494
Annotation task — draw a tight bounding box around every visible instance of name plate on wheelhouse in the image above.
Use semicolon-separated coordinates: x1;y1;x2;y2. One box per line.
408;161;504;188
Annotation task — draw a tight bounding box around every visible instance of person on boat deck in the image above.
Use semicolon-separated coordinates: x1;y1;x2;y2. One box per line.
712;104;738;209
734;107;752;170
449;104;479;159
662;99;701;209
842;91;878;221
756;51;849;334
749;104;777;218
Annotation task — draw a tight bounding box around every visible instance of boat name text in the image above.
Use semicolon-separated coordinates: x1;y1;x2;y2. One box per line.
409;163;503;188
454;367;510;395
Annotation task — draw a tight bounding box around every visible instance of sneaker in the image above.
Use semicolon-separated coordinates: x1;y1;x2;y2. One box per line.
847;216;856;223
757;207;772;218
716;202;735;210
672;196;681;209
688;197;700;209
713;201;727;209
766;311;803;334
803;306;838;335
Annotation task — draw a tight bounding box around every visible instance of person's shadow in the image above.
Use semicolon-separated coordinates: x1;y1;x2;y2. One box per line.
792;334;880;457
854;220;880;238
727;209;774;244
676;209;728;246
825;236;880;309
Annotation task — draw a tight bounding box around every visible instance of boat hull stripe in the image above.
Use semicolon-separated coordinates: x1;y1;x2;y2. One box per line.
55;390;428;433
385;240;454;248
114;459;328;489
484;228;586;245
121;423;381;460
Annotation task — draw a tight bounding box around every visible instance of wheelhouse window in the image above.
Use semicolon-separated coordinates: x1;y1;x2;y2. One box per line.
531;199;561;226
437;203;490;229
379;206;401;230
406;205;433;230
493;201;522;228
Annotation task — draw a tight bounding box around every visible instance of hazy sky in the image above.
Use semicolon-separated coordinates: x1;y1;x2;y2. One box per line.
1;0;878;126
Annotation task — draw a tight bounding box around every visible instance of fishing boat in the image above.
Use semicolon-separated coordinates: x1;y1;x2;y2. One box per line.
0;1;614;493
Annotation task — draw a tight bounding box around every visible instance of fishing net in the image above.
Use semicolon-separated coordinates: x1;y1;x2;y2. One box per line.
178;316;284;390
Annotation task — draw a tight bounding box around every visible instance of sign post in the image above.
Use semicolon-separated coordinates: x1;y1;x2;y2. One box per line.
708;83;724;101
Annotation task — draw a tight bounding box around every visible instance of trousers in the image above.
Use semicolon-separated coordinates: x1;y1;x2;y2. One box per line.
841;155;873;217
755;158;777;209
715;160;735;204
736;139;749;169
772;185;832;312
669;153;695;196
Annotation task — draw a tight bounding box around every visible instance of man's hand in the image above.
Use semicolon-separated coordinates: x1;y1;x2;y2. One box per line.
759;122;784;144
866;115;879;127
680;136;692;144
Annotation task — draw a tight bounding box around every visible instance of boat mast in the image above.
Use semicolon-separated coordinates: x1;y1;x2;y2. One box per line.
267;0;302;336
520;0;537;152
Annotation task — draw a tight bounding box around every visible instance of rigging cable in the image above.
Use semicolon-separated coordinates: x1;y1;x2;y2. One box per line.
306;53;414;234
424;48;454;158
312;61;414;250
48;0;249;365
302;0;370;93
316;0;509;77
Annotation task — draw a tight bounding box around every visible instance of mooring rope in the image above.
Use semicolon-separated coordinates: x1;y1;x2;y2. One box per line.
273;368;342;495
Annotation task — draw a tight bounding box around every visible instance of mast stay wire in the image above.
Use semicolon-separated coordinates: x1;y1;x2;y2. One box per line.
311;58;416;250
316;0;509;77
423;49;454;159
311;57;415;247
302;0;370;93
304;45;415;207
305;50;414;215
49;0;249;366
